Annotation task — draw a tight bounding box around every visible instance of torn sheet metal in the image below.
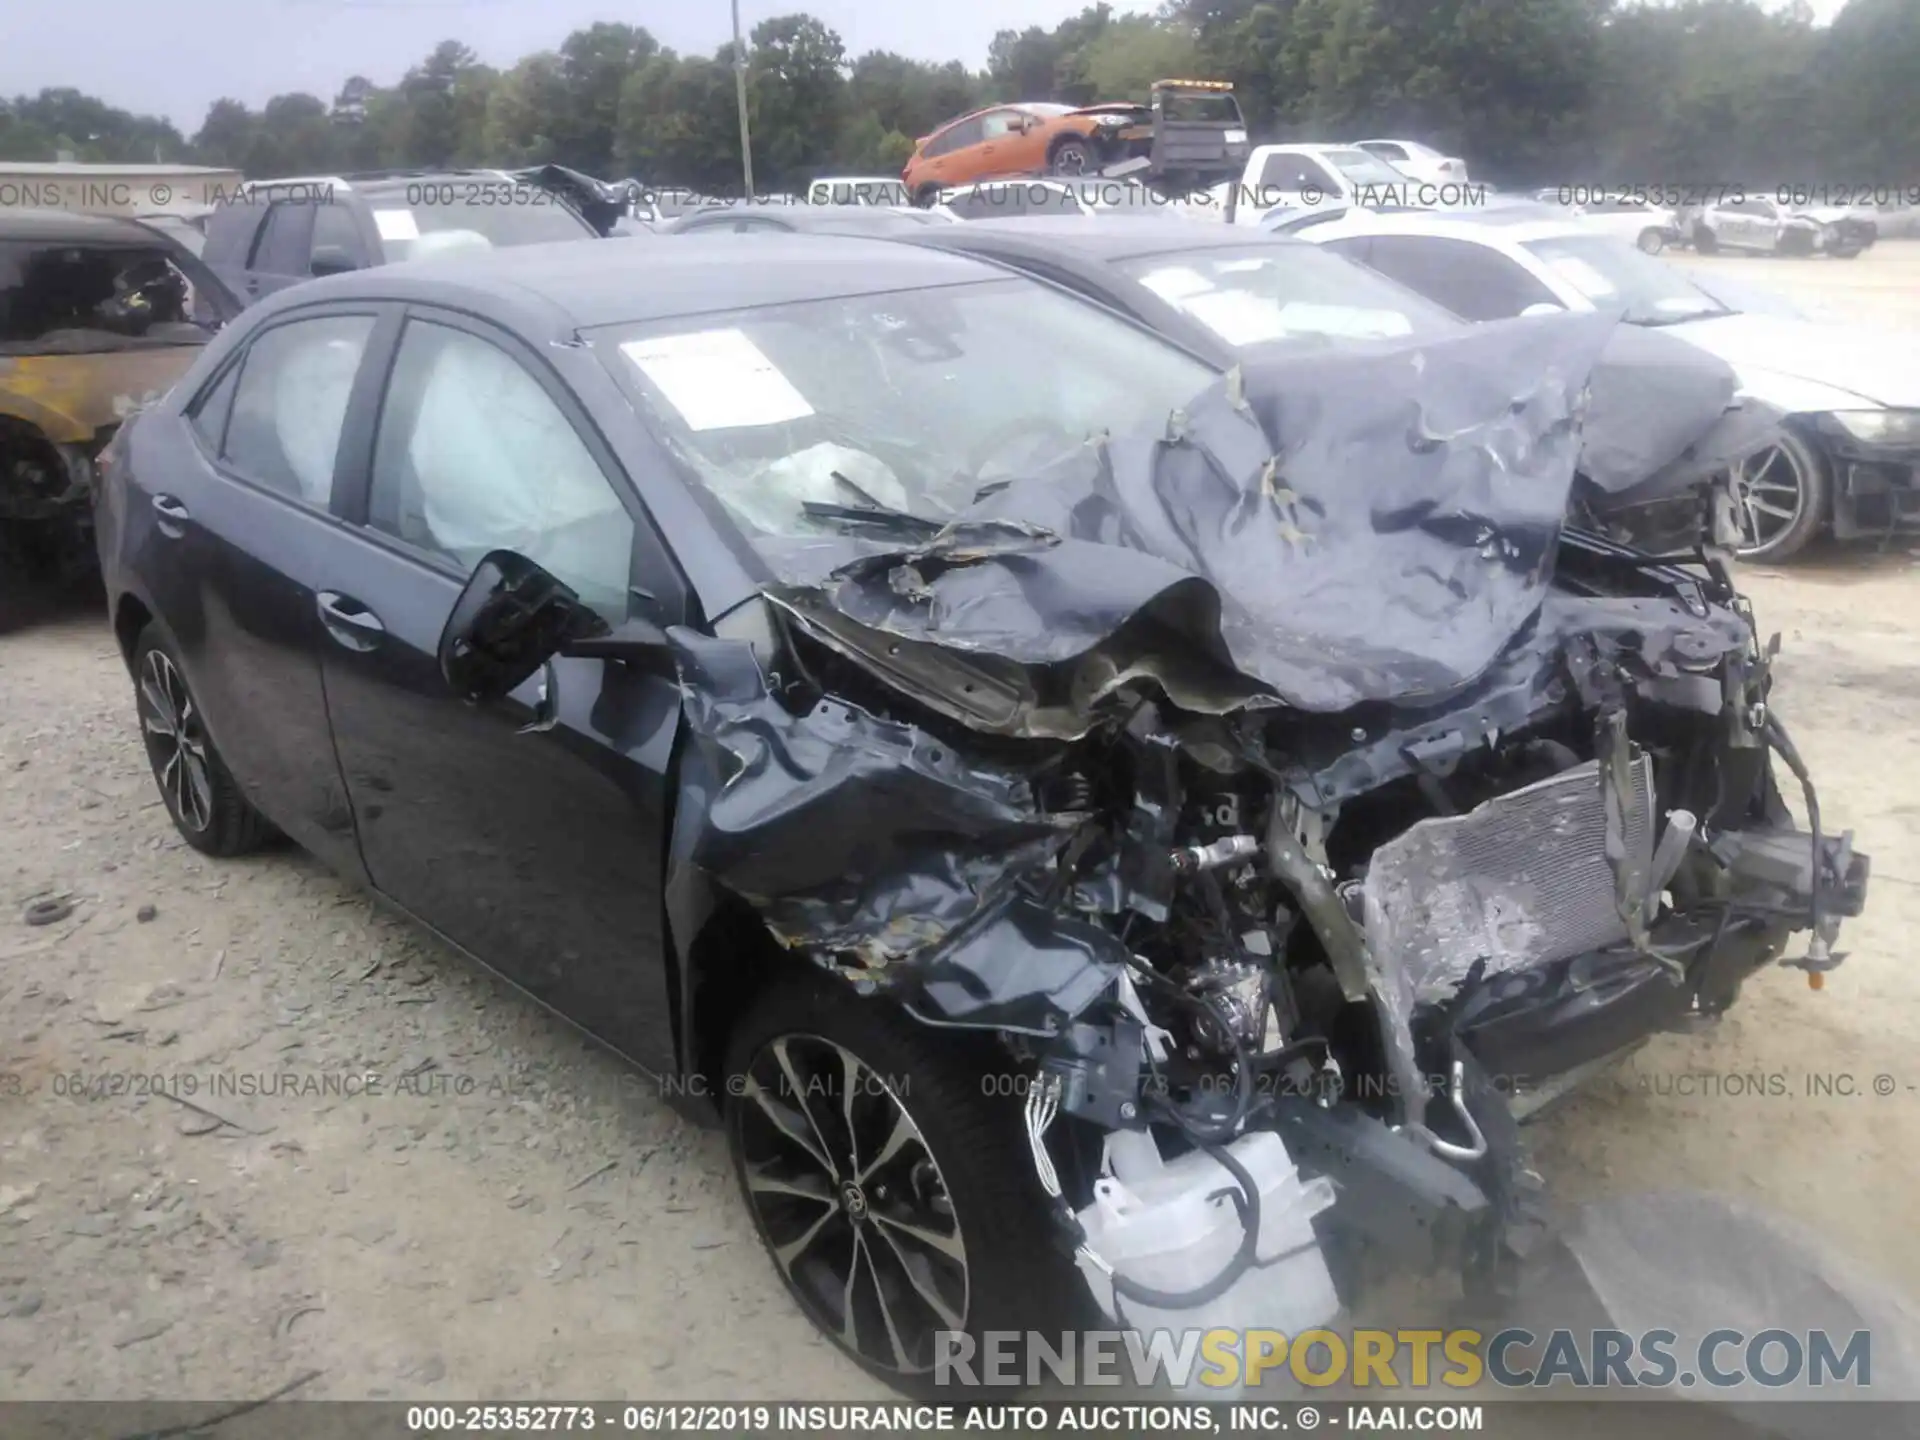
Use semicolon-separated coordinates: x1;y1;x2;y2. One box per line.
664;628;1125;1031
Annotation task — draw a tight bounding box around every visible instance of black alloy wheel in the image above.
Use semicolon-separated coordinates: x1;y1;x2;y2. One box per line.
132;628;278;855
734;1033;969;1373
724;974;1083;1394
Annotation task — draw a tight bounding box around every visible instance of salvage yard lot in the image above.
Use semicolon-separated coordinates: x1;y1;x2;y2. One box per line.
3;244;1918;1403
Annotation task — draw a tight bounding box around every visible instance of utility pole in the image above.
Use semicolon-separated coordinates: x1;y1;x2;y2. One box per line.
731;0;755;198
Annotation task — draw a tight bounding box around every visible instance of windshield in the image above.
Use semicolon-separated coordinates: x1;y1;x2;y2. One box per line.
1115;244;1463;346
1519;233;1729;325
1019;103;1077;117
591;277;1214;558
1323;148;1412;186
364;180;597;256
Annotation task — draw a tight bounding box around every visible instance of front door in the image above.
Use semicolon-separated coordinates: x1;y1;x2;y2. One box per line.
314;310;687;1070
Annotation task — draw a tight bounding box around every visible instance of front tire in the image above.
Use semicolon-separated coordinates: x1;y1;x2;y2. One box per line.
132;627;278;856
724;971;1080;1394
1636;227;1667;254
1732;429;1828;562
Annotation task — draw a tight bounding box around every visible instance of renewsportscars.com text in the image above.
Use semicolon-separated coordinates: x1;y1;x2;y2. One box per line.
933;1327;1872;1389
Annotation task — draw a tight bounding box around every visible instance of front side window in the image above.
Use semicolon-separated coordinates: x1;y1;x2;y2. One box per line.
1117;244;1464;347
367;320;634;617
250;203;314;273
310;202;368;273
593;277;1214;568
221;314;374;505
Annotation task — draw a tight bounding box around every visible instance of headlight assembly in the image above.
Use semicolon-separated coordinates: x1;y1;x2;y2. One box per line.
1825;410;1920;446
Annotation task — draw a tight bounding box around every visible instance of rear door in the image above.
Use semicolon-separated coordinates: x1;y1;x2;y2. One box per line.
122;303;396;877
311;307;690;1069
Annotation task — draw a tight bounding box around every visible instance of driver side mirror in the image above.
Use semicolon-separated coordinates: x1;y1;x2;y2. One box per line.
438;550;676;703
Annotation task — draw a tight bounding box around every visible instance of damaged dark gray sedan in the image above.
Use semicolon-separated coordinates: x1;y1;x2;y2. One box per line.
94;235;1870;1390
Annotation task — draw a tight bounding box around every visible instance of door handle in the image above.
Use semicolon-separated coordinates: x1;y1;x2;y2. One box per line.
316;590;385;650
152;494;190;537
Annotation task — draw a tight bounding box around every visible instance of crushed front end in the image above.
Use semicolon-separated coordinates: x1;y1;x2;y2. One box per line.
663;311;1870;1358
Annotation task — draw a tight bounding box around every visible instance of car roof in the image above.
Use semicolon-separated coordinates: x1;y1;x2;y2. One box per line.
276;233;1007;332
920;216;1307;261
0;208;175;244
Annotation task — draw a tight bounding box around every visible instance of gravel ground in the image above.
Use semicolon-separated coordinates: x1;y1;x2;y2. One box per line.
3;245;1917;1406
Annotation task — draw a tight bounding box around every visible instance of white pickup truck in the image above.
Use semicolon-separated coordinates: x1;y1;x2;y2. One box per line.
1195;143;1465;225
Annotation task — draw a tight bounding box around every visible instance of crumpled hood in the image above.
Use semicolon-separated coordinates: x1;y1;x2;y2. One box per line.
760;310;1620;719
1669;311;1920;409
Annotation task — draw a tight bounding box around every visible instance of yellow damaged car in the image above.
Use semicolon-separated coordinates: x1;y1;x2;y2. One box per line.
2;209;238;628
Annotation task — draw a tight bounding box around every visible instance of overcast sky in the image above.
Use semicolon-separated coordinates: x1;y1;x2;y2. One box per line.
1;0;1855;136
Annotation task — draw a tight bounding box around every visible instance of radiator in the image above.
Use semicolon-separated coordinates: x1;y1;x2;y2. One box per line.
1361;755;1656;1007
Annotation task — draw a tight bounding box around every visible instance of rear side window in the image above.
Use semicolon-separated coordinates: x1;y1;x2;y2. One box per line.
220;315;375;506
188;363;240;452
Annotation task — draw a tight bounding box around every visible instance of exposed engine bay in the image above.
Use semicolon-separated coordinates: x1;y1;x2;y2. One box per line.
659;309;1871;1331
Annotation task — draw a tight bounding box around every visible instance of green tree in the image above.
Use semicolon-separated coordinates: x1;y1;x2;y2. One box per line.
553;23;660;175
747;15;851;191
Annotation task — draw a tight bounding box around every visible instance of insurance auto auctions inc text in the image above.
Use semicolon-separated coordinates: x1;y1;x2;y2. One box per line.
934;1327;1872;1390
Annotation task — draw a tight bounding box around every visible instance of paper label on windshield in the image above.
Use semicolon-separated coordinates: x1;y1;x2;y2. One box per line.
621;329;814;431
372;208;420;242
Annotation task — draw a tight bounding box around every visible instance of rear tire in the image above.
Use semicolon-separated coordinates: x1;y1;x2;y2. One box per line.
131;626;279;856
1692;222;1718;254
1048;136;1095;176
724;969;1082;1395
1636;227;1667;254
